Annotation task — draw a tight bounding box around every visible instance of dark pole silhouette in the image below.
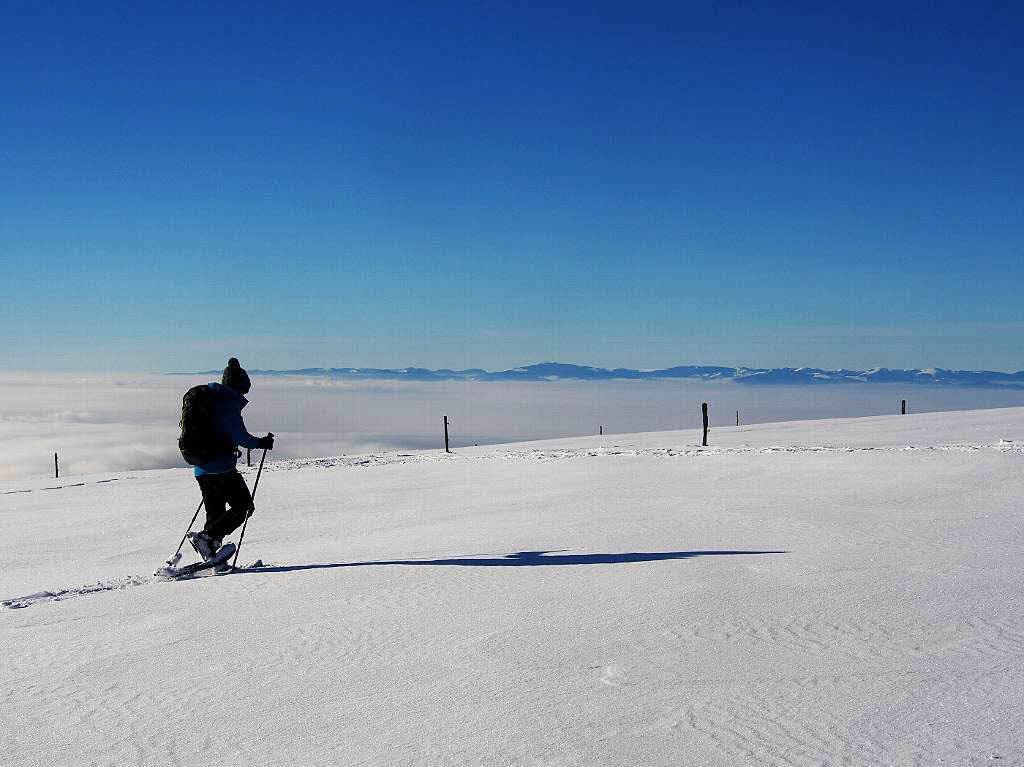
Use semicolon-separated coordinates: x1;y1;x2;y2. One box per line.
443;415;450;453
232;448;268;569
702;403;709;446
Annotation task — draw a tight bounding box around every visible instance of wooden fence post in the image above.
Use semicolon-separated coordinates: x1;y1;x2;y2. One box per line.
443;415;450;453
55;452;59;479
600;425;603;436
736;410;739;427
702;403;709;447
901;399;906;415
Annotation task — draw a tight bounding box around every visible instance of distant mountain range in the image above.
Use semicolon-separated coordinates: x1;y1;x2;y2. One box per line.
194;362;1024;389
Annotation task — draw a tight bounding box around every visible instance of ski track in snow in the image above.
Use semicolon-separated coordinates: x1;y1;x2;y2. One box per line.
2;575;151;609
0;476;133;495
1;565;272;610
2;562;255;609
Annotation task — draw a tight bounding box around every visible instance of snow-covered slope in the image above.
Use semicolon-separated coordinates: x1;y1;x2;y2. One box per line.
3;408;1024;765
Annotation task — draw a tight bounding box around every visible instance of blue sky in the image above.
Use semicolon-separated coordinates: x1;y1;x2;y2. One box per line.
2;2;1022;372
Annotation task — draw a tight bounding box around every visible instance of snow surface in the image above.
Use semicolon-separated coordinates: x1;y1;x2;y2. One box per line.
3;408;1024;765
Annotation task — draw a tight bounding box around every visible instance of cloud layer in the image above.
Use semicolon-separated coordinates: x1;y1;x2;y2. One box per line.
2;373;1023;480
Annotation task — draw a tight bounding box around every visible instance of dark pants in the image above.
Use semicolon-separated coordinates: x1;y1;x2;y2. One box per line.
196;470;254;541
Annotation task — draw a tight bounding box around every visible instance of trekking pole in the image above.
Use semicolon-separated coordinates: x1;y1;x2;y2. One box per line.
168;499;204;566
231;448;267;569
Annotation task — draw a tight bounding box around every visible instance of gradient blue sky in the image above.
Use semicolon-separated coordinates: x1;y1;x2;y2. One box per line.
2;2;1022;372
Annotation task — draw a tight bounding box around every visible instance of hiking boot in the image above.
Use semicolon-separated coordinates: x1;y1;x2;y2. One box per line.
188;531;221;561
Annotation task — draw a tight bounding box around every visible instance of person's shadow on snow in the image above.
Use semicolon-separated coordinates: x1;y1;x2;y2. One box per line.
239;549;786;574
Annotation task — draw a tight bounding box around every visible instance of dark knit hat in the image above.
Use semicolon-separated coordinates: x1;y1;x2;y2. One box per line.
222;357;251;394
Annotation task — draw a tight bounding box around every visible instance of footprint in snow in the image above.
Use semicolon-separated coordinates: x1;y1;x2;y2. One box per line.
600;665;623;686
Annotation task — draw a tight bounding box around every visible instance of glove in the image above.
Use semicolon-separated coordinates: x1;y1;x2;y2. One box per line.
257;433;274;450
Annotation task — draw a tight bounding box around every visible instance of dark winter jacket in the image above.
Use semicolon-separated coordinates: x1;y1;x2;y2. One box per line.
194;383;263;476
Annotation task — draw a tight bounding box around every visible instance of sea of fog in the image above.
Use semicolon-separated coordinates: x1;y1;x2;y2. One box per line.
2;372;1024;480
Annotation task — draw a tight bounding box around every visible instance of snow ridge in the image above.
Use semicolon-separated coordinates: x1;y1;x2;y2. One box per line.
266;440;1024;473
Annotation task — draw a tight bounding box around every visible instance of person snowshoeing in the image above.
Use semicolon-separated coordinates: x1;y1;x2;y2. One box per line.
188;358;274;560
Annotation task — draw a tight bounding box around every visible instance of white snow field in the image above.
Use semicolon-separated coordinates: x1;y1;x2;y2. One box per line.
3;408;1023;766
